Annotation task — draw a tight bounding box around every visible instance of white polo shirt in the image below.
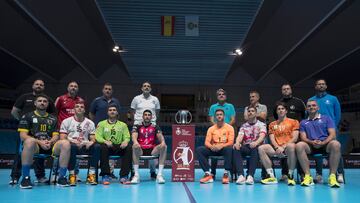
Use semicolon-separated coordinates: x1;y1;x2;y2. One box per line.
130;94;160;125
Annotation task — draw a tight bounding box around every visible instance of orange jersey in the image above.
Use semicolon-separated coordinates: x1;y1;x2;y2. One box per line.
268;117;299;146
205;123;234;148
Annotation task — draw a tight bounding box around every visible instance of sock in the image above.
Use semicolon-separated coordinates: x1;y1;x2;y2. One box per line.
266;168;275;178
134;165;139;176
158;165;164;175
69;170;75;175
89;167;95;175
224;170;229;175
59;167;67;178
288;170;294;179
22;165;31;177
205;171;211;175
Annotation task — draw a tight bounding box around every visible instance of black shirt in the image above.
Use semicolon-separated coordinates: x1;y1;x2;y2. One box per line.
14;93;55;116
18;111;58;140
273;96;306;122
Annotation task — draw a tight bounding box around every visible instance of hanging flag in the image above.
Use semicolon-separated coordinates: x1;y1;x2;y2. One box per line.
185;15;199;36
161;16;175;36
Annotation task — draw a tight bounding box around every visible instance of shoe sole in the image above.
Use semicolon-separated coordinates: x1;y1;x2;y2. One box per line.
56;184;70;187
200;179;213;184
20;185;32;189
261;181;278;185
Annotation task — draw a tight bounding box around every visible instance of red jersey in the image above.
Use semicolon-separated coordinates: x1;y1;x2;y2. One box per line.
55;94;85;128
132;124;161;149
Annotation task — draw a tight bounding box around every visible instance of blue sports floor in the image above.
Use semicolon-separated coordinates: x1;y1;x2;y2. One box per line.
1;169;359;203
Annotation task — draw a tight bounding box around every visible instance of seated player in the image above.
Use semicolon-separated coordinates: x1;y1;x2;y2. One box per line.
18;94;71;189
59;102;100;186
196;109;234;184
130;110;167;184
295;100;341;187
258;102;299;185
96;104;132;185
233;106;266;185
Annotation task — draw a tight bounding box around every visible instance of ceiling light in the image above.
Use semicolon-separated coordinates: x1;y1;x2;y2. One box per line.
233;48;243;56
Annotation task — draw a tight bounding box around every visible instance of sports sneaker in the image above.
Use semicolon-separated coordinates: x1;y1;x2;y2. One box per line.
156;174;165;184
69;174;77;186
57;176;69;187
279;174;288;182
9;177;19;185
35;176;49;184
130;175;140;184
120;177;131;184
337;173;344;184
150;172;157;180
287;178;296;186
261;177;278;185
328;174;340;188
315;174;323;184
236;175;246;185
200;173;214;184
20;176;33;189
76;174;82;182
102;175;110;185
110;173;118;180
301;174;314;186
222;173;230;184
87;174;97;185
245;175;254;185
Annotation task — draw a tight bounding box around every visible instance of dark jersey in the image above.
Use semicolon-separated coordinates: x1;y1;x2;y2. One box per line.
132;124;162;149
14;93;55;116
18;111;59;140
273;96;306;122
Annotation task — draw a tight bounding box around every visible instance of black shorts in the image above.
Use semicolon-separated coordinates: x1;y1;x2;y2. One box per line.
37;145;53;155
310;145;327;155
142;148;154;156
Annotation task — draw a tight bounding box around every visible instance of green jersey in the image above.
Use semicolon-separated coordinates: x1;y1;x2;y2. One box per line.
95;120;130;145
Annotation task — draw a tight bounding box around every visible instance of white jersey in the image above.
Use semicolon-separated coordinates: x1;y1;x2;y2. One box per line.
131;94;160;125
60;116;95;143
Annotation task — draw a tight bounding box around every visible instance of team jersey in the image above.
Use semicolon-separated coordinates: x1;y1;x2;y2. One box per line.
60;116;95;144
95;120;130;145
238;120;267;145
268;117;299;146
205;123;234;148
14;93;55;116
18;111;58;140
132;124;162;149
300;114;335;141
55;94;85;128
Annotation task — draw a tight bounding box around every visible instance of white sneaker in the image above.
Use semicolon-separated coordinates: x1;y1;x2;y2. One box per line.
245;175;254;185
236;175;246;185
130;175;140;184
337;174;344;183
156;174;165;184
76;174;82;182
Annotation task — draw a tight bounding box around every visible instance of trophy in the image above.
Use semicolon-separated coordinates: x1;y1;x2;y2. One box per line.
175;110;192;124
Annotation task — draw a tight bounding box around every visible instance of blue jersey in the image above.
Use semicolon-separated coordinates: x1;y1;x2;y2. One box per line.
208;102;235;124
308;93;341;127
300;114;335;141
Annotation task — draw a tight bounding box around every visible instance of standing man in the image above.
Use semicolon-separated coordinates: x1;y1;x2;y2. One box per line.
208;88;236;178
196;109;234;184
295;100;341;188
273;83;306;181
233;106;267;185
89;82;121;179
54;81;84;181
130;81;160;179
244;91;267;122
308;79;343;183
96;104;132;185
9;79;55;185
18;94;70;189
259;102;299;185
60;102;100;186
130;110;167;184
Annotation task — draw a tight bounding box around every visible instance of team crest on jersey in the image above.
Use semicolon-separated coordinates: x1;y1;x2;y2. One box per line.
325;100;331;104
290;105;295;110
47;119;53;125
33;118;38;123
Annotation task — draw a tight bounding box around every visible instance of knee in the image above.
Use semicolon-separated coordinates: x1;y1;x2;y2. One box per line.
286;143;296;152
132;144;141;150
23;138;37;148
258;145;266;153
60;140;71;151
161;144;167;151
295;142;306;152
196;146;205;154
330;141;341;151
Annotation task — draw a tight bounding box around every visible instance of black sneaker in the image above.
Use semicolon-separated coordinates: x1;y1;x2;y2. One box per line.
109;173;118;180
9;177;19;185
20;176;33;189
57;176;69;187
150;172;157;180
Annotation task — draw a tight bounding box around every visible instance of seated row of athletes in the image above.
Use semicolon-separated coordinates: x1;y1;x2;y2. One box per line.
18;95;167;189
